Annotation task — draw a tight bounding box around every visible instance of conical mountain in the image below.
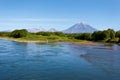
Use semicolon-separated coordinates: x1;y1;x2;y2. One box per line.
64;22;97;33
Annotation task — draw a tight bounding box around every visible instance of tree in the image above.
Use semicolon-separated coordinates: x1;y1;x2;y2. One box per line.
91;29;116;41
92;31;103;41
36;32;53;36
0;32;10;37
107;29;115;39
36;32;65;37
75;33;91;40
116;30;120;38
10;29;28;38
116;30;120;42
54;32;65;37
100;30;110;40
66;33;79;39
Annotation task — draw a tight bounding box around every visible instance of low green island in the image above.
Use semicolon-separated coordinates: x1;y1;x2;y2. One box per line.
0;29;120;45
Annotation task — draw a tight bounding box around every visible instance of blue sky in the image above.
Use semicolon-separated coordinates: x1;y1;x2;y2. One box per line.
0;0;120;31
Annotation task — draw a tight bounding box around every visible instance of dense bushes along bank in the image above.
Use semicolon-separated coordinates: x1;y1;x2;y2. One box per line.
0;29;120;43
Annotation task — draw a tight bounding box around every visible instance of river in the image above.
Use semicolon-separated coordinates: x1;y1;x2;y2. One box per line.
0;39;120;80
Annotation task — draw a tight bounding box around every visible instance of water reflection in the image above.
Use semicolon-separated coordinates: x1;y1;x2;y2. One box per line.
81;44;120;78
104;43;114;46
36;42;62;47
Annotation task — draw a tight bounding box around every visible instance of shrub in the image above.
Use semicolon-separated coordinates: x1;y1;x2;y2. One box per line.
10;29;28;38
107;38;119;43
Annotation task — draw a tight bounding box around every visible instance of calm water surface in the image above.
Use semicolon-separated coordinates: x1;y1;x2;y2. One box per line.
0;39;120;80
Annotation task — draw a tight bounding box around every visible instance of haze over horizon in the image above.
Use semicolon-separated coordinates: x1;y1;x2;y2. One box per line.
0;0;120;31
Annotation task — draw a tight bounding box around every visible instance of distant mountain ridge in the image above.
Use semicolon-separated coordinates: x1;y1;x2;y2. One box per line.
23;22;97;33
63;22;97;33
27;28;58;33
27;28;46;33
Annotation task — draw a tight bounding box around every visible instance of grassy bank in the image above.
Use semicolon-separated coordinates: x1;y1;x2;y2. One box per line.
0;35;103;46
0;32;81;42
0;29;120;45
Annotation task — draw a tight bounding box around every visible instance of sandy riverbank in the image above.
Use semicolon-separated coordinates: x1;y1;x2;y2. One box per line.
71;41;103;46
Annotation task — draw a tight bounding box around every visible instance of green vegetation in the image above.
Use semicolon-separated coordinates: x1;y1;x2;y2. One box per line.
0;32;10;37
0;28;120;43
116;30;120;43
10;29;28;38
91;29;119;43
23;32;69;41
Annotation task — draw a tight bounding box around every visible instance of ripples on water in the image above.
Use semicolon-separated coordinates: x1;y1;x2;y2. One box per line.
0;39;120;80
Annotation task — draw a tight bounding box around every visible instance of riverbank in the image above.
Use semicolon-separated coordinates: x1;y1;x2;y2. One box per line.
0;37;104;46
0;37;49;43
71;41;103;46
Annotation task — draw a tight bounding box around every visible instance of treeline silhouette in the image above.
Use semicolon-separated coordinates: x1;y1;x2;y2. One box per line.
0;29;120;43
67;29;120;43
